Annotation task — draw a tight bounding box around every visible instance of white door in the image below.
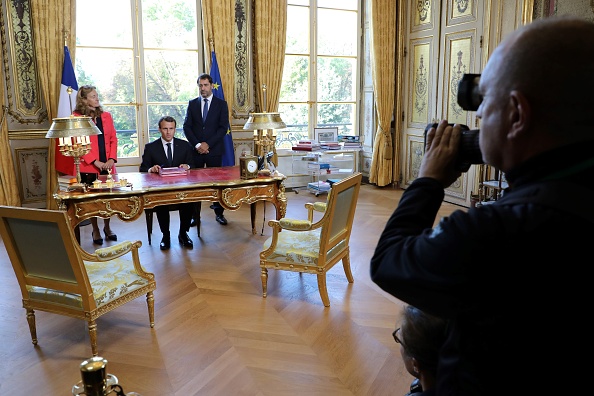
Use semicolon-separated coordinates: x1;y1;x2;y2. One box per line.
400;0;484;207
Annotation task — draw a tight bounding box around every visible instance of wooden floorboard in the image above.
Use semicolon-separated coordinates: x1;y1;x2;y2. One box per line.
0;182;463;395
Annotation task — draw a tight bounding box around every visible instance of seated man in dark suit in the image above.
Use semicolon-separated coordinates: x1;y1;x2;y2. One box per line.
139;116;195;250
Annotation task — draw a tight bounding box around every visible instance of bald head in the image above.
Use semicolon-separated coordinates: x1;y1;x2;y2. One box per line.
495;17;594;136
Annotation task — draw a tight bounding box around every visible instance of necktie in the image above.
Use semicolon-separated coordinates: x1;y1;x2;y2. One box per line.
166;142;172;166
202;98;209;123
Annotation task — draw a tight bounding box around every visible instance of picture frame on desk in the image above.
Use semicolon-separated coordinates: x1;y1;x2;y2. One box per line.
314;127;338;143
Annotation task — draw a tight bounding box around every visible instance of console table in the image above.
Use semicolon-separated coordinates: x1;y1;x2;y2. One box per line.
53;166;287;236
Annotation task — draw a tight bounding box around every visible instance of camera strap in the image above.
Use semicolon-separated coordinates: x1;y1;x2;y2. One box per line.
497;180;594;224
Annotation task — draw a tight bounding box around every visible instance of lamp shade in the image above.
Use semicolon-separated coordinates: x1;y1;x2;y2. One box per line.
243;112;286;131
45;116;102;138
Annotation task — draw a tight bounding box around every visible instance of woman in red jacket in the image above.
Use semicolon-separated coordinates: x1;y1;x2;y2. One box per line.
55;85;118;245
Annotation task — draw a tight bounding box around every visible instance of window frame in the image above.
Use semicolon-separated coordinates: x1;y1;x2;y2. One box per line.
74;0;205;168
278;0;362;149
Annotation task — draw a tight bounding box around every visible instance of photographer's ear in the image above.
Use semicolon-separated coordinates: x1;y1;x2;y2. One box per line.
507;90;531;139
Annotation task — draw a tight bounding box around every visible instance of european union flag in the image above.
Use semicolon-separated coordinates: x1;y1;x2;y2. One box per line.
210;51;235;166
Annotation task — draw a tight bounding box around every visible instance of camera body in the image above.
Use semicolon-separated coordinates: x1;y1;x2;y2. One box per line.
423;73;483;172
423;123;482;172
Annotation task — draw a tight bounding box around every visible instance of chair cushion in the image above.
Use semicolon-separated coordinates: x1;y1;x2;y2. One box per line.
263;230;346;267
26;257;152;309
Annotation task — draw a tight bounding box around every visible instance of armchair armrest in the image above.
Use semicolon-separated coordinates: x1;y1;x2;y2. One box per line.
278;218;313;231
305;201;327;222
93;241;142;261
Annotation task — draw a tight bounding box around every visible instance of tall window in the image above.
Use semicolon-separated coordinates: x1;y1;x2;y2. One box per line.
277;0;361;149
75;0;203;166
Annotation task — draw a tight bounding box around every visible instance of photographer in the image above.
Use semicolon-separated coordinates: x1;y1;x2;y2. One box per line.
370;17;594;396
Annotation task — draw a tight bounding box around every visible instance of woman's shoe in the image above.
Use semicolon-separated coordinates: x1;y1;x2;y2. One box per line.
103;228;117;241
92;230;103;245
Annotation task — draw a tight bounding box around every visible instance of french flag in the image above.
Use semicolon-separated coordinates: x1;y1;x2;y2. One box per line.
57;46;78;117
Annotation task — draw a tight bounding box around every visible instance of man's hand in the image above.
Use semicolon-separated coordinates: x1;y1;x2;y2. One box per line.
418;120;463;188
197;142;210;154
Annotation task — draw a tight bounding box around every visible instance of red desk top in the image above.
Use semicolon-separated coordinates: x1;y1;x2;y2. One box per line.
57;166;284;198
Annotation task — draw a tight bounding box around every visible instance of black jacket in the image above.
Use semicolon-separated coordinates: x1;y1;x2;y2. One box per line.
182;95;229;157
370;141;594;396
139;137;194;172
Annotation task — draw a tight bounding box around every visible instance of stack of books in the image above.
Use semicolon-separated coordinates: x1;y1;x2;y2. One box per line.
308;181;331;192
292;140;321;151
320;141;341;150
338;135;362;149
307;161;341;174
58;174;77;191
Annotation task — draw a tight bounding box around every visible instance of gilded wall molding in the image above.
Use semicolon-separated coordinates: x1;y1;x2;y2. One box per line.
1;0;48;125
232;0;254;123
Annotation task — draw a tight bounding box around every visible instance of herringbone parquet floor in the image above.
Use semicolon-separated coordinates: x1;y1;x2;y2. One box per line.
0;182;462;395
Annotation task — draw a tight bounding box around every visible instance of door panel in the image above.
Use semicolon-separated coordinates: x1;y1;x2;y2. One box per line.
401;0;483;207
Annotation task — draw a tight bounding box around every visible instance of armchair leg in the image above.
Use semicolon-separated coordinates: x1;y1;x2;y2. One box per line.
261;268;268;297
26;308;38;345
87;319;98;357
342;252;354;283
317;275;331;307
147;291;155;328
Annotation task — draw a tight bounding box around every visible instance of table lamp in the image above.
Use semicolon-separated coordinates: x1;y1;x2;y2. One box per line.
46;116;102;191
243;84;286;158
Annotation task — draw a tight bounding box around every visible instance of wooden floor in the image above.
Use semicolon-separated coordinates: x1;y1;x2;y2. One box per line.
0;182;463;395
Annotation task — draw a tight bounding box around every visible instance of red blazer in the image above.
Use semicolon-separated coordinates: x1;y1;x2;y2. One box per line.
55;111;118;175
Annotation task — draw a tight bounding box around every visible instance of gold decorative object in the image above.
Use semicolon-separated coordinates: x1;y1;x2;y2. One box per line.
46;116;102;191
239;154;259;179
72;356;141;396
243;84;286;159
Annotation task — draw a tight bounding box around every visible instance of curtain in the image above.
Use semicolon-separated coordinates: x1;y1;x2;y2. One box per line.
253;0;287;113
369;0;397;187
31;0;76;209
0;70;20;206
201;0;235;120
253;0;287;162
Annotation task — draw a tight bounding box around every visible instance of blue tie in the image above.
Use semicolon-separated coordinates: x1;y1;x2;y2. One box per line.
202;98;209;123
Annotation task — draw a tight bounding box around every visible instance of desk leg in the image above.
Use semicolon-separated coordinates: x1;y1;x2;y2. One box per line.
250;203;257;235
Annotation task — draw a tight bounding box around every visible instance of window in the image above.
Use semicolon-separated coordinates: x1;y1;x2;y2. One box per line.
277;0;361;149
75;0;203;166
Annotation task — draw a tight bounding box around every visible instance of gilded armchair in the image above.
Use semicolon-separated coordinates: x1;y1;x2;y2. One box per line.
0;206;156;357
259;173;362;307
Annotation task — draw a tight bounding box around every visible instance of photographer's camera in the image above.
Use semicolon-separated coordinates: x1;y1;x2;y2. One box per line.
423;73;483;172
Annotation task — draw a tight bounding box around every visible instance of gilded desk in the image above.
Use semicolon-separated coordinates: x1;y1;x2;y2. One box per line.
53;166;287;235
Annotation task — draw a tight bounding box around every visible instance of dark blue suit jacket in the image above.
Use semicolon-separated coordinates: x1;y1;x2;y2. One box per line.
183;95;229;157
139;137;195;172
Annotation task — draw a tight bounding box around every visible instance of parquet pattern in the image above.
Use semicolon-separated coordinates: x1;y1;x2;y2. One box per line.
0;183;462;395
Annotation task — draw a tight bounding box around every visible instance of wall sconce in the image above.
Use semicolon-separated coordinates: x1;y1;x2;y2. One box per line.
243;84;286;160
45;116;102;191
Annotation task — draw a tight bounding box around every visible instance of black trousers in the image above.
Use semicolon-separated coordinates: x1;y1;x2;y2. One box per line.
156;203;194;237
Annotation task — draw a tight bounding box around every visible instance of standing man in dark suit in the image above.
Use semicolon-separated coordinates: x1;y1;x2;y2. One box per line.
183;73;230;227
140;116;195;250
